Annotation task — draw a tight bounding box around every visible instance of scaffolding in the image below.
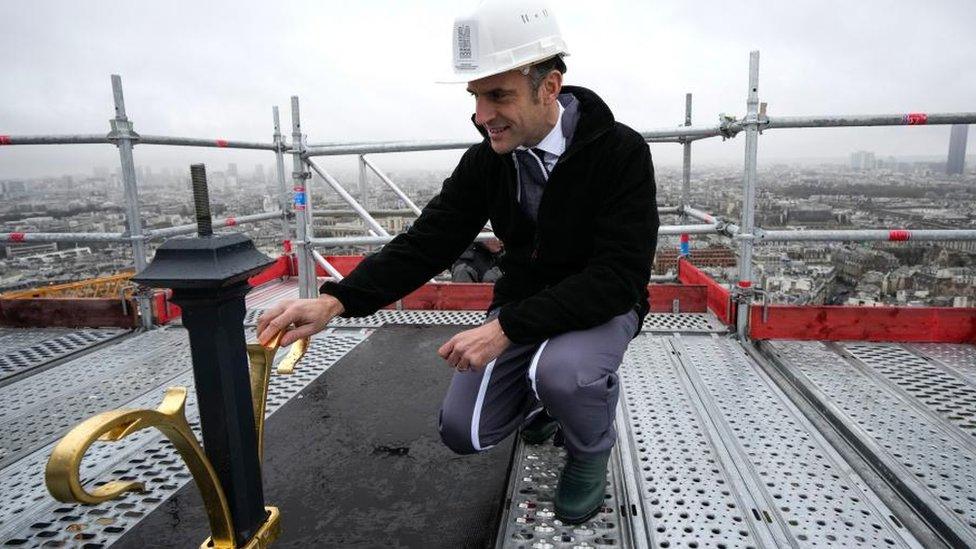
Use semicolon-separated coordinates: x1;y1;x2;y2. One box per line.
2;50;975;337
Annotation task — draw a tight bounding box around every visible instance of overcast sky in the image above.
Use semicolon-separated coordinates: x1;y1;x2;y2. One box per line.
1;0;974;179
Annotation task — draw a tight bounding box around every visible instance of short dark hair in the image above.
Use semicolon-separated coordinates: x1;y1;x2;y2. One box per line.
528;55;567;94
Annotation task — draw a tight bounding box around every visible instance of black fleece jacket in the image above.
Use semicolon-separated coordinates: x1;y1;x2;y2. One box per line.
320;86;659;344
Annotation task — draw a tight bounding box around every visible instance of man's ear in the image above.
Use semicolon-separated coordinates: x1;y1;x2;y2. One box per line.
542;71;563;105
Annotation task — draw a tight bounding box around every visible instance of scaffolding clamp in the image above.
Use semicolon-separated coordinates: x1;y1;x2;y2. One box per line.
106;119;141;144
718;113;739;140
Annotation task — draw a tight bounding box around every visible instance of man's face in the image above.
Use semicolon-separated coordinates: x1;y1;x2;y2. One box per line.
467;70;557;154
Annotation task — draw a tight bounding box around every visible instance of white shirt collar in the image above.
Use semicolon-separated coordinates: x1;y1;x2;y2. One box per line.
519;101;566;159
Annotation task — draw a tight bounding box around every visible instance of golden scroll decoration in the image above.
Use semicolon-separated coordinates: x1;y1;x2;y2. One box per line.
45;330;310;549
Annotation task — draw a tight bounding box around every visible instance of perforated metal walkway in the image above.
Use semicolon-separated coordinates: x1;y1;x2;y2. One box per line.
496;332;925;549
763;340;976;548
1;281;972;547
0;325;369;547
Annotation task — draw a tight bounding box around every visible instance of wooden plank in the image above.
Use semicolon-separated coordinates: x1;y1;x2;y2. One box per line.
0;297;137;328
749;305;976;343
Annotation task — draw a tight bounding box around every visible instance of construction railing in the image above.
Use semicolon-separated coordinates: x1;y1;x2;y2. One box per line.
2;51;974;337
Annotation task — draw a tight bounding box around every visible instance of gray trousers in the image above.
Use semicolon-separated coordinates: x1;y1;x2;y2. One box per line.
438;310;638;458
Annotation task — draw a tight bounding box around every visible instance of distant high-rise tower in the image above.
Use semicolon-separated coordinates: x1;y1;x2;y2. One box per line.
850;150;876;171
946;124;968;175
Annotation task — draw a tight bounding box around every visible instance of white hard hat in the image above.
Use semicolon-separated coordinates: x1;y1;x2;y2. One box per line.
439;0;570;84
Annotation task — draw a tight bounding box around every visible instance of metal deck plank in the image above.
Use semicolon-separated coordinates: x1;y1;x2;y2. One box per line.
765;340;976;548
0;328;192;469
673;335;920;548
497;440;629;548
908;343;976;390
0;328;368;547
837;342;976;450
618;334;774;548
0;327;126;385
246;308;487;328
641;313;728;333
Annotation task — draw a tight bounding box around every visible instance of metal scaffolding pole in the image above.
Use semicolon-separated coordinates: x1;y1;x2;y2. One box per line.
310;233;497;248
681;93;693;212
755;228;976;242
137;135;276;150
108;75;153;329
0;134;111;145
360;155;424;216
680;93;693;257
146;211;284;239
764;112;976;129
311;249;345;281
736;52;761;339
272;106;292;242
1;231;133;243
682;206;717;224
357;155;370;211
306;138;478;157
289;96;317;299
308;223;718;248
304;159;390;237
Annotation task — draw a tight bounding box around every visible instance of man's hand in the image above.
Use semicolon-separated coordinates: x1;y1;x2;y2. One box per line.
438;319;511;372
257;295;345;346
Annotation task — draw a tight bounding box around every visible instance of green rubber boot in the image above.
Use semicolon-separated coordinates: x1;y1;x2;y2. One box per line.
520;410;559;445
554;450;611;524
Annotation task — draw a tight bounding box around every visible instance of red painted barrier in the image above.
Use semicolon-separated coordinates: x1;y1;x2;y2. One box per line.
152;290;181;324
678;258;735;325
648;284;707;313
395;283;494;310
316;255;365;277
750;305;976;343
248;255;292;288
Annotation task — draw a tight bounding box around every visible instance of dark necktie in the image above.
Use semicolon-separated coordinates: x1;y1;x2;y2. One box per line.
514;148;549;222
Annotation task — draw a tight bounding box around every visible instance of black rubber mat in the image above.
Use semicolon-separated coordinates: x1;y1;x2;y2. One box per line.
115;325;515;548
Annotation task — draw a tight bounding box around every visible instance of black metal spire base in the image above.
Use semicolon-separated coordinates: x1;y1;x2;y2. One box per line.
132;164;274;546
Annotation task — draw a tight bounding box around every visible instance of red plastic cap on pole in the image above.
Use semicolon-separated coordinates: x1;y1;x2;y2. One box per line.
225;216;237;226
0;135;11;145
9;232;26;242
903;113;928;125
889;229;911;241
215;139;229;147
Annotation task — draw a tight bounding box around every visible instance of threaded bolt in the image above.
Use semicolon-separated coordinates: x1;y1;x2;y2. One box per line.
189;164;213;237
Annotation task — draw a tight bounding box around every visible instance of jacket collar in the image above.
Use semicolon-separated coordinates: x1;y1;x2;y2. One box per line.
470;85;615;156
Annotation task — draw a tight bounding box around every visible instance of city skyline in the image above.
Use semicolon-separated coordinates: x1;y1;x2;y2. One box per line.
2;1;975;178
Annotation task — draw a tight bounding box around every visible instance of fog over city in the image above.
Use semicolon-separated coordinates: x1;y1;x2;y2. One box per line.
2;0;975;308
2;0;975;177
